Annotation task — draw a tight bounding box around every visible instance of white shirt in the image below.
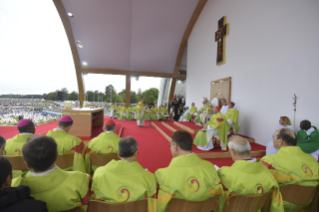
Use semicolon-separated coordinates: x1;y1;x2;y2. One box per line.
220;105;229;115
305;127;315;136
29;165;57;176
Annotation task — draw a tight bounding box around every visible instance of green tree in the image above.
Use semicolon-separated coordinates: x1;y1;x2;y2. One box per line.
68;91;79;100
105;85;117;102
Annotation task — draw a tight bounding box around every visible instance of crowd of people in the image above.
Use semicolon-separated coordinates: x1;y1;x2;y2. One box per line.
0;96;318;212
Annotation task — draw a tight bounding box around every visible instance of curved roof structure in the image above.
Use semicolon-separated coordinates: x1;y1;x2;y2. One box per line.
53;0;207;105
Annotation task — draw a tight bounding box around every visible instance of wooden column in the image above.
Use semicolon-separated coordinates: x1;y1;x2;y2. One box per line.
166;78;176;110
125;74;131;107
53;0;85;107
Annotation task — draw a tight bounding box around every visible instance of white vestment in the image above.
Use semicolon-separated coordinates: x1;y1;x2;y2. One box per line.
266;124;295;155
196;126;216;151
220;105;229;116
180;109;190;122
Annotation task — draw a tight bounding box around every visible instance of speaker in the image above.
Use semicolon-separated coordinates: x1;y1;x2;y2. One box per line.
57;91;64;101
18;115;24;120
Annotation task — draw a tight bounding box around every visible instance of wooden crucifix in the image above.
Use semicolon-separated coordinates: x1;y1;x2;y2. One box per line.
215;16;228;65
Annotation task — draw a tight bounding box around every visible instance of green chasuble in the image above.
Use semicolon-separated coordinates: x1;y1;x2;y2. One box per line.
261;146;319;212
184;106;197;121
4;134;33;156
218;159;284;212
4;134;33;178
297;126;319;154
111;105;119;117
160;108;168;121
193;103;213;124
46;129;86;173
224;108;240;134
155;153;224;212
85;132;121;174
135;101;145;120
150;109;157;120
12;167;91;212
193;112;228;150
127;107;133;120
91;160;157;212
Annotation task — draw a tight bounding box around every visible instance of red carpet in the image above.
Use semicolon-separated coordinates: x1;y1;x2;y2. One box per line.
176;121;203;130
0;118;266;173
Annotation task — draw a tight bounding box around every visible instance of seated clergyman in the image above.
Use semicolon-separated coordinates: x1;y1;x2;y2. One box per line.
86;119;121;174
46;116;86;173
262;128;319;211
193;97;213;125
217;136;284;212
4;119;35;156
91;136;157;212
12;136;91;212
180;102;197;122
193;106;228;150
266;116;293;155
155;130;224;212
297;120;319;160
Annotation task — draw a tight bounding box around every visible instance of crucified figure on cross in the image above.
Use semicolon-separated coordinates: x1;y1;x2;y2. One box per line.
215;16;228;65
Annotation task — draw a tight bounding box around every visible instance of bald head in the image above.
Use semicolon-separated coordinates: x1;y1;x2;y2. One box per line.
273;128;296;148
228;136;251;157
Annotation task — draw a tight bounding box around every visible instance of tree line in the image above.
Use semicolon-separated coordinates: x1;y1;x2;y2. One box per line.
42;85;159;104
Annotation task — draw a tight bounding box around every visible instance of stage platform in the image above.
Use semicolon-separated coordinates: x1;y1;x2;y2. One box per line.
0;117;266;173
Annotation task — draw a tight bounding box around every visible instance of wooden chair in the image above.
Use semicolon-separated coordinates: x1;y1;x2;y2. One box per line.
4;155;27;170
223;191;272;212
55;154;74;169
65;207;82;212
90;153;120;173
88;199;147;212
166;194;220;212
281;184;319;212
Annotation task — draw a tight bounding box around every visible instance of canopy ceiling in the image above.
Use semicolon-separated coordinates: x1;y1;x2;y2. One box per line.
61;0;199;74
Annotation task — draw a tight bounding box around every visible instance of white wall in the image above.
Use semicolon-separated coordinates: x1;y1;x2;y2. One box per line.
187;0;319;145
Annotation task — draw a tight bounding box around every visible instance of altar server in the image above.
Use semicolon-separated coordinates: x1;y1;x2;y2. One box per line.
262;128;319;212
155;130;224;212
193;106;228;150
46;116;86;173
4;119;35;156
220;99;229;115
91;137;157;212
297;120;319;160
86;119;120;174
266;116;293;155
12;136;91;212
218;136;284;212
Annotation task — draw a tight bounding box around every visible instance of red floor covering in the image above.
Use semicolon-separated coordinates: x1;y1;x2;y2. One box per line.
175;121;203;131
0;118;266;173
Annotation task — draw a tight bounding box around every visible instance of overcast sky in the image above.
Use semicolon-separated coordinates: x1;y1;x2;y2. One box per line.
0;0;161;95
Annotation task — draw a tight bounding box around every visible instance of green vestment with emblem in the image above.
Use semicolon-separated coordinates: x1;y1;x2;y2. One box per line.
46;129;86;173
155;153;224;212
85;132;121;174
261;146;319;212
12;167;91;212
218;159;284;212
91;160;157;212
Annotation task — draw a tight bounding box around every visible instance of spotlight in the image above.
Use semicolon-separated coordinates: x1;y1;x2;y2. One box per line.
67;13;74;18
82;62;88;66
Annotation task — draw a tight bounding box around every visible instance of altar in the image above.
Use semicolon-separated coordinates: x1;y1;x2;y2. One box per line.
62;108;104;137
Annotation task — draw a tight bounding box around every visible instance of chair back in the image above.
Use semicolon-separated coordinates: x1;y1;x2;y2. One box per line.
55;154;74;169
166;194;220;212
4;155;27;170
223;191;272;212
281;184;319;212
90;153;120;167
65;207;82;212
88;199;147;212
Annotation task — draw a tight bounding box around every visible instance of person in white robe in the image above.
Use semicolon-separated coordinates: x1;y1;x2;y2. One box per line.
220;98;229;115
266;116;294;155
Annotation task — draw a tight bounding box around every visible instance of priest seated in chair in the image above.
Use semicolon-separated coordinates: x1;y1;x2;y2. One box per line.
297;120;319;161
193;97;213;126
193;106;229;151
